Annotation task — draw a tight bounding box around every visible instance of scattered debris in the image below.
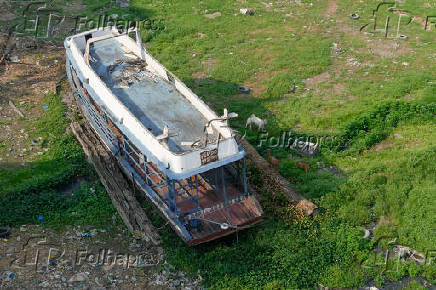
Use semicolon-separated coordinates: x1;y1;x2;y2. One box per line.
331;42;341;53
287;85;298;94
363;229;371;239
115;0;130;8
68;272;88;283
237;86;251;94
290;140;319;156
43;105;50;110
347;57;361;67
8;100;24;118
0;227;11;238
393;245;426;264
8;55;20;63
240;8;255;15
350;13;360;20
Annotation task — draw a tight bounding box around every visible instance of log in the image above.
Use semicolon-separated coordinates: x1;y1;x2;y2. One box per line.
70;121;162;245
238;135;318;216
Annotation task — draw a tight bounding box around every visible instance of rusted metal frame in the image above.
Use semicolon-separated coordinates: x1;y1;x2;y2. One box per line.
220;167;230;217
242;158;248;195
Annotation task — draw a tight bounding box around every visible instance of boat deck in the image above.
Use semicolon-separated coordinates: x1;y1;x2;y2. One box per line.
141;161;263;245
89;38;216;153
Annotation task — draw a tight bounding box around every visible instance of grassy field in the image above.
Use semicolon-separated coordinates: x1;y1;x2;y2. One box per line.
1;0;435;288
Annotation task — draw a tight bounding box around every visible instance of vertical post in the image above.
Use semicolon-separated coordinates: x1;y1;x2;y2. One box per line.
172;179;177;215
166;176;174;213
236;160;241;188
221;167;227;200
242;158;248;195
123;137;129;163
195;175;199;208
214;169;219;195
144;154;151;185
135;28;146;60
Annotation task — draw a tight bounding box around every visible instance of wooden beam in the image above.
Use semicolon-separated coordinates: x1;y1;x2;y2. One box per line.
237;134;318;216
71;120;162;245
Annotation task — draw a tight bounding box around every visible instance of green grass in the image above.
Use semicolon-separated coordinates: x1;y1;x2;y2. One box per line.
0;93;116;228
128;0;435;287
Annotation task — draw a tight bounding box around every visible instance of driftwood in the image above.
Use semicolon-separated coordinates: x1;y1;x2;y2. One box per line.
238;135;318;216
8;100;24;118
70;121;162;245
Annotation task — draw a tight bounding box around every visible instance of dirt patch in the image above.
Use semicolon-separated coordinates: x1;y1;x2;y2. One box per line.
324;0;338;17
366;39;411;58
374;141;394;151
0;34;65;164
0;225;201;289
303;71;330;90
333;83;346;95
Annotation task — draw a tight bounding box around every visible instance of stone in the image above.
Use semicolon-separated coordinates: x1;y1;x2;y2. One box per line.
68;272;88;283
240;8;255;15
204;12;221;19
9;55;20;63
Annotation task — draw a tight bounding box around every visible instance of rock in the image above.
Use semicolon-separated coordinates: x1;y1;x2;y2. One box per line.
68;272;88;283
290;140;319;156
9;55;20;63
40;281;50;288
240;8;255;15
393;134;403;139
204;12;221;19
115;0;129;8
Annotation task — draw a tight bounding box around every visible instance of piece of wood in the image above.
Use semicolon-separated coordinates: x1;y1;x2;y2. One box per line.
70;120;162;245
9;100;24;118
237;134;318;216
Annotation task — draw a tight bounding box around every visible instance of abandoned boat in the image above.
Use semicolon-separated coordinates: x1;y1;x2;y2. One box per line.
64;27;263;245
